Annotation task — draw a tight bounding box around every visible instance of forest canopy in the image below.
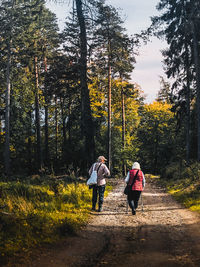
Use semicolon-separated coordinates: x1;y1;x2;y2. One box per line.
0;0;200;178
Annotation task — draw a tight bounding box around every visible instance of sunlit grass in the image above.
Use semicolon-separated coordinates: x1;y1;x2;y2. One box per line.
156;175;200;214
146;174;160;179
0;176;112;264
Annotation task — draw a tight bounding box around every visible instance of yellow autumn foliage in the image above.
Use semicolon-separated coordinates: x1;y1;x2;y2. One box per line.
143;101;174;133
89;78;107;118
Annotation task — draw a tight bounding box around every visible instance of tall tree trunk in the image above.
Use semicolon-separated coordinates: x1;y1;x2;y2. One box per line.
67;95;72;144
44;101;49;165
186;76;191;163
185;44;191;163
4;0;15;176
191;21;200;161
0;116;2;167
121;77;126;176
28;111;32;174
75;0;95;168
0;117;2;144
34;56;42;170
4;47;11;176
108;56;112;171
55;96;58;162
153;122;159;174
44;55;50;167
60;98;67;150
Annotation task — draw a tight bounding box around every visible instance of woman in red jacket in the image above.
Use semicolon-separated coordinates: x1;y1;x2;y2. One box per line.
125;162;145;215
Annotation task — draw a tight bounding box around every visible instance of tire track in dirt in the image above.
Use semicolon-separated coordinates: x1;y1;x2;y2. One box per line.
15;178;200;267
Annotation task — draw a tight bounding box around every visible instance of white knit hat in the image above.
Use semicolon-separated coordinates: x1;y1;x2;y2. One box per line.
132;162;140;170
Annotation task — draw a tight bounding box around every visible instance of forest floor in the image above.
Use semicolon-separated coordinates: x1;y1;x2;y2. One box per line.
12;177;200;267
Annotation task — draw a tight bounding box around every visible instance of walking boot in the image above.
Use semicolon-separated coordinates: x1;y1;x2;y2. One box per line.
132;209;136;215
130;200;136;215
98;205;103;212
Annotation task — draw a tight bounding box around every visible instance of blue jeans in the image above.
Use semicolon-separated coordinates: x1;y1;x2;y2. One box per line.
92;185;106;209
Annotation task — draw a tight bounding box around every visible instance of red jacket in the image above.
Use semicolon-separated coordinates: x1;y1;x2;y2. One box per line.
128;169;144;191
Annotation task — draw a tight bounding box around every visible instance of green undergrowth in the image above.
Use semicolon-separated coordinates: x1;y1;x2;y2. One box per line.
0;175;112;264
164;178;200;213
150;170;200;214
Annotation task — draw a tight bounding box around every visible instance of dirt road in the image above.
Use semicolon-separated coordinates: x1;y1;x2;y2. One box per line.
19;178;200;267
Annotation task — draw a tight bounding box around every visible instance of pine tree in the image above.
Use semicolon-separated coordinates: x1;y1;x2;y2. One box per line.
75;0;95;167
92;2;132;170
152;0;200;162
0;0;38;175
156;77;171;104
24;2;59;171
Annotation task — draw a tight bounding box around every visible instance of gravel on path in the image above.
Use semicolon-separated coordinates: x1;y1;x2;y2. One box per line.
16;178;200;267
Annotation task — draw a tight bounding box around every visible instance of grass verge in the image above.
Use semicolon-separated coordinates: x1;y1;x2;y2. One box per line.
0;175;113;265
149;174;200;214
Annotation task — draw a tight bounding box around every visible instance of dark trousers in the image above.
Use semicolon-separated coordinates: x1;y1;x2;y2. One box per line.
92;185;106;209
128;190;141;211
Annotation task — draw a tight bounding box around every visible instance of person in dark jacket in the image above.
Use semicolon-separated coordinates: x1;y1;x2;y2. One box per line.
89;156;110;212
125;162;145;215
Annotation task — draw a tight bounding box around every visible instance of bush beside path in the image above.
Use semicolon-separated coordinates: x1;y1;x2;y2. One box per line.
7;178;200;267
